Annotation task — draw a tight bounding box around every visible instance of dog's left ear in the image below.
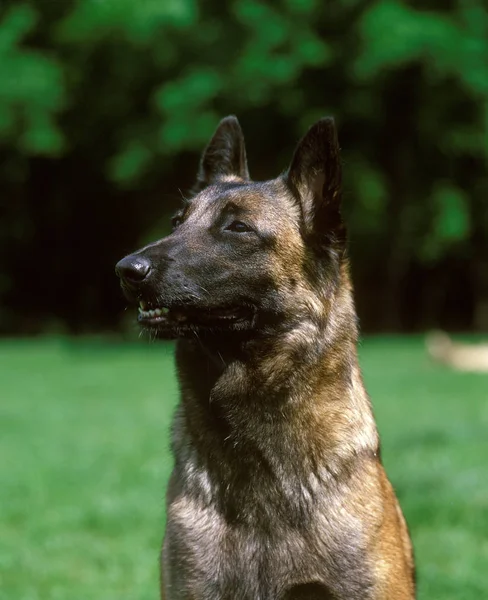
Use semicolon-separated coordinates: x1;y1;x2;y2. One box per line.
286;117;345;247
194;115;250;192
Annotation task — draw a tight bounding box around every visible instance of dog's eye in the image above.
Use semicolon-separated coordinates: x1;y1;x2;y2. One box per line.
226;220;252;233
171;216;183;231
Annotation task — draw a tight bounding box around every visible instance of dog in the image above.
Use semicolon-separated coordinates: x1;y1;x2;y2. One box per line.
116;116;415;599
426;330;488;373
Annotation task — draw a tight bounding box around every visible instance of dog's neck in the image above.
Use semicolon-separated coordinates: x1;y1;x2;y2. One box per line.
171;270;379;521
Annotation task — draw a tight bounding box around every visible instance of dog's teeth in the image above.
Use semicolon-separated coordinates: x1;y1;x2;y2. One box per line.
136;304;170;319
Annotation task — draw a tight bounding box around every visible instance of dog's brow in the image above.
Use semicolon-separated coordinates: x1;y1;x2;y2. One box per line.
222;201;240;213
221;200;259;217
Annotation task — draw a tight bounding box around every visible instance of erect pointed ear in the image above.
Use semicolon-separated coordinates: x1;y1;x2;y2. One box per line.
194;115;249;192
286;117;345;247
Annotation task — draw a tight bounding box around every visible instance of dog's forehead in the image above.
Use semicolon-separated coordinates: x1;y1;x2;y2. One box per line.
189;180;299;223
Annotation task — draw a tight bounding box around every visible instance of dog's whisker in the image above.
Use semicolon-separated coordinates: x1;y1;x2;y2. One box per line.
195;284;210;296
178;188;191;204
217;351;226;368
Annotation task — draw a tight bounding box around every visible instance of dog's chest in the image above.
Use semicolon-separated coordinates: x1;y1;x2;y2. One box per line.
163;493;373;600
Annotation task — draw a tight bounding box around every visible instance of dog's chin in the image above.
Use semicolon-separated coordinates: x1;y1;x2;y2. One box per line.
136;302;257;339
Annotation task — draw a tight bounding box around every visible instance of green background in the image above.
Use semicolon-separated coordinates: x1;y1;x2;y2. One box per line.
1;338;487;599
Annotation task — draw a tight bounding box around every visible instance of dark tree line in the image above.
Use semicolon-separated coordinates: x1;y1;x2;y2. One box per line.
1;0;487;334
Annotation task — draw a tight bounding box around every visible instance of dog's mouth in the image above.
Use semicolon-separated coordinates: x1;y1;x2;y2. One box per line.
137;300;255;330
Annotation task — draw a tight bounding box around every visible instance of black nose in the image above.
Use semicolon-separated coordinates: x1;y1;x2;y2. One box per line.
115;254;151;285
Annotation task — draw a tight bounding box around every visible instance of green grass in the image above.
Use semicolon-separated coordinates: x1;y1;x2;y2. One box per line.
1;337;487;599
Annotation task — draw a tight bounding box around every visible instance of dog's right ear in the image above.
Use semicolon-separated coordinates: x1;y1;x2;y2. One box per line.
194;116;250;192
286;117;345;249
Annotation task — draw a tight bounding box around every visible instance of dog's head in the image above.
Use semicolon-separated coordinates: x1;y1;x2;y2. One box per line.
116;116;346;338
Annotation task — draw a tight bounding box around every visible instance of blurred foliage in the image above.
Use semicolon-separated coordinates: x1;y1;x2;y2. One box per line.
0;5;64;154
0;0;487;333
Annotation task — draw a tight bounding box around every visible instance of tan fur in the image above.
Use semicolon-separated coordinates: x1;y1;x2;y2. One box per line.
117;115;415;599
166;261;415;598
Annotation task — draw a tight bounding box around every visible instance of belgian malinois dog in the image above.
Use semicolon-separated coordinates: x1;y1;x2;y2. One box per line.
116;116;415;599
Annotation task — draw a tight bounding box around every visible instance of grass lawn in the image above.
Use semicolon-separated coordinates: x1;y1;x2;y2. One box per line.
1;336;487;599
